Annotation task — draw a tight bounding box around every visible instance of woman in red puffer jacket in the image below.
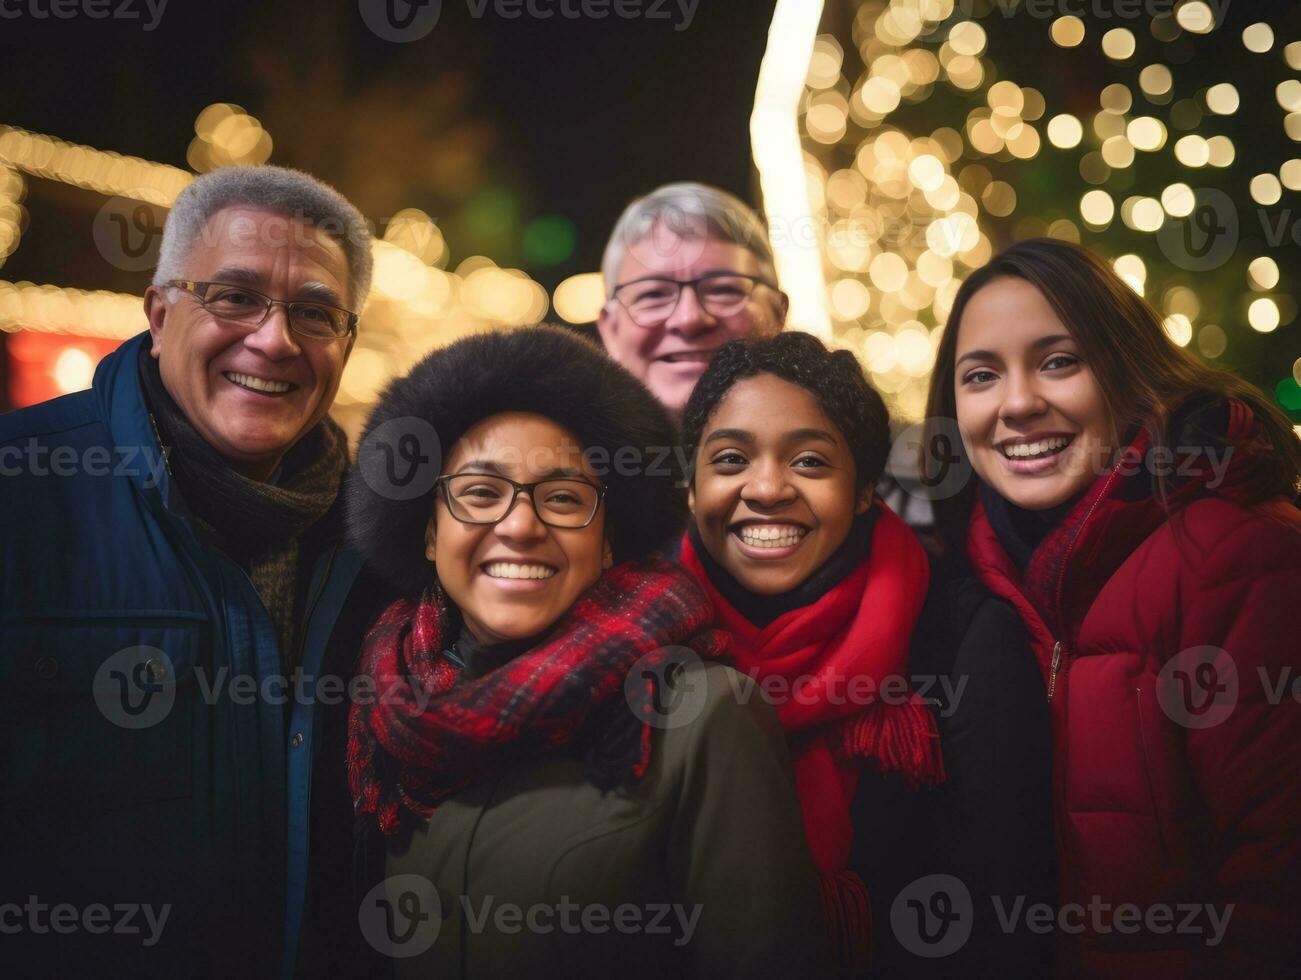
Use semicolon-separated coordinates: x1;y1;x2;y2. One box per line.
924;238;1301;978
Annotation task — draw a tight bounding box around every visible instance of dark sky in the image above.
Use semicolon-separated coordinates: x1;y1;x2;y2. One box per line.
0;0;779;280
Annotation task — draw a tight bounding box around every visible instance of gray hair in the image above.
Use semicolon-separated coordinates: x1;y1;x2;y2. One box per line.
153;165;374;311
600;182;777;297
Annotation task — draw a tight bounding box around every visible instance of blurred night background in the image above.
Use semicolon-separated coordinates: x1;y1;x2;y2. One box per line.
1;0;1298;437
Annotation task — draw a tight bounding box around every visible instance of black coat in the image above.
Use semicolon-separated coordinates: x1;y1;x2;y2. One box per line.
852;551;1057;979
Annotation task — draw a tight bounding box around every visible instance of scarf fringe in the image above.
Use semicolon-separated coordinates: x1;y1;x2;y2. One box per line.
830;696;945;788
818;868;872;970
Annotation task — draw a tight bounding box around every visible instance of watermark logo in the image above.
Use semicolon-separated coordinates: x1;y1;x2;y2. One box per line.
889;418;972;502
357;416;443;501
92;646;176;730
92;192;167;273
624;645;705;730
359;874;443;957
891;874;974;958
1156;645;1238;729
1156;188;1238;272
358;0;442;42
615;202;714;282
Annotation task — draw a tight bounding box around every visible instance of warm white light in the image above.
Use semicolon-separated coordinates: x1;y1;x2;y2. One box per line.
1163;314;1193;347
1248;297;1280;332
1114;254;1146;294
1250;174;1283;206
1175;2;1216;35
1278;80;1301;113
1047;114;1083;149
1241;23;1274;54
752;0;830;338
1050;15;1085;48
553;272;606;324
1161;183;1195;217
1080;189;1115;226
1281;160;1301;191
1101;28;1135;60
1248;257;1280;290
1205;83;1240;115
1127;116;1167;151
53;347;96;393
1174;135;1210;167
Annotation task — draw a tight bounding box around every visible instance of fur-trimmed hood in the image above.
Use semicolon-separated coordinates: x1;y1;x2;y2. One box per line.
345;324;686;594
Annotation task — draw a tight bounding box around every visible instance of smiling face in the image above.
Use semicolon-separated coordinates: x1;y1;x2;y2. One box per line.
426;412;609;645
954;277;1114;511
144;206;354;481
596;225;788;416
689;373;869;595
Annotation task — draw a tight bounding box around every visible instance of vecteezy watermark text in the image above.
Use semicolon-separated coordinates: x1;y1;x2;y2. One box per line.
0;896;171;947
358;874;702;957
465;0;698;30
0;440;169;488
991;895;1234;945
892;874;1235;958
357;0;698;43
0;0;169;30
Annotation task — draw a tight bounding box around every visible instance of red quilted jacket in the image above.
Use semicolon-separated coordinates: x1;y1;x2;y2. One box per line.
965;400;1301;978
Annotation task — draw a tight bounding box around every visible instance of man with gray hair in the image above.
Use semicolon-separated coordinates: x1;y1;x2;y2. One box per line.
0;165;385;977
597;182;789;417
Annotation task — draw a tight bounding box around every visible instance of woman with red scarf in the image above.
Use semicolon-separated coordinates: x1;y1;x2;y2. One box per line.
344;326;828;978
676;332;1055;976
925;238;1301;977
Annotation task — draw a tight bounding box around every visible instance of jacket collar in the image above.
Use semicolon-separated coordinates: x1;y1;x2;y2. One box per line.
967;397;1263;651
93;331;174;508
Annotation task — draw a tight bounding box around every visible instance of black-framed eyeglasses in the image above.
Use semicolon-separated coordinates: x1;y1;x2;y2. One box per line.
611;273;777;327
167;280;358;341
435;473;606;529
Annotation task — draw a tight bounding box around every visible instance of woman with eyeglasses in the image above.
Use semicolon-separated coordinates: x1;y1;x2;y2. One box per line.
344;326;830;979
925;238;1301;976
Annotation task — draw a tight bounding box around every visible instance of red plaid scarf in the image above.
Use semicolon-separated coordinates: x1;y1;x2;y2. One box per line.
348;557;729;835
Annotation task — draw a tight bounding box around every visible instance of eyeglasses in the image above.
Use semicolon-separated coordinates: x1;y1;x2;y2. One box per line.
435;473;606;529
611;273;776;328
167;280;357;341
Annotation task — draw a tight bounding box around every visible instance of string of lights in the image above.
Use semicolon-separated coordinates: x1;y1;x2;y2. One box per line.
767;0;1299;421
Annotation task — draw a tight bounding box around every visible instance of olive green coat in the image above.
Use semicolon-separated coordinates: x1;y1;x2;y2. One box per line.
381;660;833;979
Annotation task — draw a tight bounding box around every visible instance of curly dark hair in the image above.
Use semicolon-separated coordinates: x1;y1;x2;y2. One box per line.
681;332;891;493
346;324;685;595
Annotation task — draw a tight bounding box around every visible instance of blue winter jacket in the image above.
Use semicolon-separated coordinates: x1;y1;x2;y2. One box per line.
0;332;365;977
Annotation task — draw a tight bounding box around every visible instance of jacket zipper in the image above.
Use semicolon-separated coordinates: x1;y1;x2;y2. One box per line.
1047;641;1063;701
1045;452;1129;702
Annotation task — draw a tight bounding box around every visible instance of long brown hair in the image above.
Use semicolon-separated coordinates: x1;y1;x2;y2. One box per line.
923;238;1301;557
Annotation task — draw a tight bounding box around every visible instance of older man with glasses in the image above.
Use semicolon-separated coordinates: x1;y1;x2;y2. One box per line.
0;165;388;977
596;182;789;419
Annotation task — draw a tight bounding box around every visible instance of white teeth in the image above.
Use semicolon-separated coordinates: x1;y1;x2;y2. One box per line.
484;562;556;580
737;524;807;549
225;372;293;394
1002;436;1071;459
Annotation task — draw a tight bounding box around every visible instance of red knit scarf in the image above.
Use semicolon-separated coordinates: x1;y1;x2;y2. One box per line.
348;557;729;835
678;503;943;968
